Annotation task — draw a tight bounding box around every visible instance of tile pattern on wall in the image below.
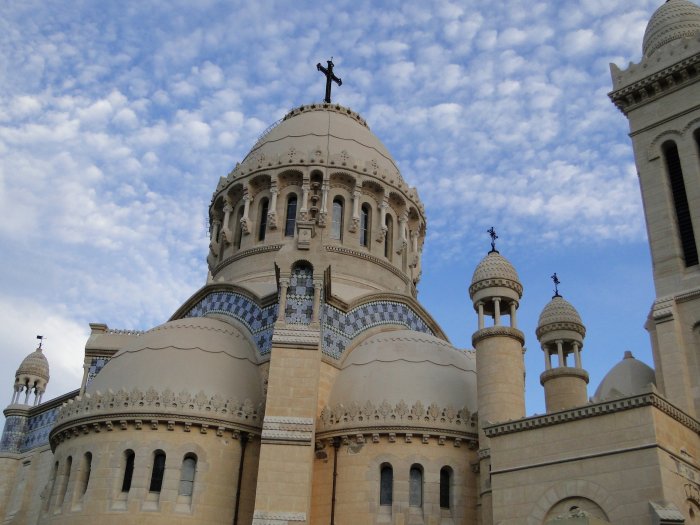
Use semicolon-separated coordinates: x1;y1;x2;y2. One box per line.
20;407;60;452
285;266;314;324
86;356;112;386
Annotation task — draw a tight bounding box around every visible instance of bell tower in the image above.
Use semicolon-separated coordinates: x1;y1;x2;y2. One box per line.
610;0;700;417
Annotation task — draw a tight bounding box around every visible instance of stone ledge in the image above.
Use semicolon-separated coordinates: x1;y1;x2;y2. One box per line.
471;326;524;346
539;367;589;385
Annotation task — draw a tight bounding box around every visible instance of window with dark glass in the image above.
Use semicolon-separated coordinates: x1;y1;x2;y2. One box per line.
258;198;269;241
179;454;197;497
409;464;423;507
149;451;166;493
122;450;135;492
285;194;297;237
331;198;343;240
360;204;370;247
663;141;698;266
440;466;451;509
379;464;393;506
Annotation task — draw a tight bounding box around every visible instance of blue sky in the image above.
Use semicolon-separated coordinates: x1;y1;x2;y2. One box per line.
0;0;664;424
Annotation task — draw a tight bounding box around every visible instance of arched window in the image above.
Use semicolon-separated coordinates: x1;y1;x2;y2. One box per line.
409;464;423;507
78;452;92;498
440;466;452;509
663;141;698;266
234;207;244;249
360;203;371;247
384;214;393;259
45;461;59;511
121;450;135;493
285;194;298;237
379;463;393;506
179;454;197;497
331;198;344;240
57;456;72;507
258;198;269;241
149;451;166;493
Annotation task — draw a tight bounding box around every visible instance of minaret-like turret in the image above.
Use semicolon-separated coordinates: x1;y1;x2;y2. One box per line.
11;337;50;406
469;230;525;525
536;281;588;413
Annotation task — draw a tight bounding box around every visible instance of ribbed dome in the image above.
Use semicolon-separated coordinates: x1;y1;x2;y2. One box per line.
592;351;656;402
643;0;700;57
330;329;477;415
88;317;263;407
537;296;584;333
469;251;523;300
16;347;50;383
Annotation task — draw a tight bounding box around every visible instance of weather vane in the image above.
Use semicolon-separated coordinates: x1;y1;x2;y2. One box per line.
551;273;561;297
317;58;342;103
487;227;498;253
36;335;45;349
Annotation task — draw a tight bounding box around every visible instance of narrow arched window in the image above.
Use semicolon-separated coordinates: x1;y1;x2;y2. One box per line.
440;466;452;509
57;456;72;507
331;198;343;240
384;214;393;259
285;194;298;237
78;452;92;498
379;463;393;506
149;450;166;493
258;198;269;241
45;461;59;511
179;454;197;497
409;464;423;507
234;207;244;249
360;204;371;247
663;141;698;266
121;450;135;492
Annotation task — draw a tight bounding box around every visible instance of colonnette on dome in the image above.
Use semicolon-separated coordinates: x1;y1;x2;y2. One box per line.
2;1;700;524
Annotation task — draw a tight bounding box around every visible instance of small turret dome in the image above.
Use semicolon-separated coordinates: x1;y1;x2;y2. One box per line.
469;251;523;305
536;295;585;340
16;347;50;383
592;351;656;402
642;0;700;57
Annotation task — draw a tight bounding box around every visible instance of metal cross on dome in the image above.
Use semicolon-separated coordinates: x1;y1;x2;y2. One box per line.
317;58;342;103
551;273;561;297
487;227;498;253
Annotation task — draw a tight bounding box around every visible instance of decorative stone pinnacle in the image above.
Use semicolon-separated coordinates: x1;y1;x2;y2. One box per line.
487;227;499;253
551;272;561;298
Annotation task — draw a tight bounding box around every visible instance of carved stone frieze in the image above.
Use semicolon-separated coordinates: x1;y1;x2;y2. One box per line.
261;416;314;445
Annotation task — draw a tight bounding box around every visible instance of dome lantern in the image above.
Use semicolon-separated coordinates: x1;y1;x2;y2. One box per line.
12;336;50;406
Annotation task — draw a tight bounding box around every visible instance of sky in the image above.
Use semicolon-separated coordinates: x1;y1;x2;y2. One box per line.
0;0;666;427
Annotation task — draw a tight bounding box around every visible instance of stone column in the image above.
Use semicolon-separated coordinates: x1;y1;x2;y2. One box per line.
240;191;252;235
221;201;234;244
398;211;408;254
556;340;564;367
268;182;279;229
544;347;552;370
477;302;485;330
277;278;289;323
573;342;581;369
300;180;310;221
312;278;323;324
350;186;361;232
493;298;501;326
509;301;517;328
376;196;388;242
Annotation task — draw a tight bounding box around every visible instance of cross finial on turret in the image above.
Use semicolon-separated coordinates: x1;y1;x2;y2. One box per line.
317;58;342;103
36;335;44;350
487;227;499;253
551;273;561;298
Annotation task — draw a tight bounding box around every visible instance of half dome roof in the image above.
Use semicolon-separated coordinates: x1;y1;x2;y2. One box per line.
592;351;656;402
643;0;700;57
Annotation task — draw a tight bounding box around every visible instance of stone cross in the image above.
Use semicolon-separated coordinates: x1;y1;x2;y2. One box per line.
317;59;342;103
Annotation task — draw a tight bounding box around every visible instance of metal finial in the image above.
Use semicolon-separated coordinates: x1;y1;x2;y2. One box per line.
316;58;342;103
487;227;499;253
36;335;44;349
551;273;561;297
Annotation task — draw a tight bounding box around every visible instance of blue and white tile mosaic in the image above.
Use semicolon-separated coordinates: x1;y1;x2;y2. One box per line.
86;356;112;386
321;301;434;359
21;407;60;452
285;267;314;324
185;291;278;355
0;415;27;453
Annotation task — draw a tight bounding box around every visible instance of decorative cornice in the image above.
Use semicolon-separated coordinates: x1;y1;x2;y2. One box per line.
539;367;589;385
212;244;283;276
535;321;586;339
469;277;523;298
261;416;314;445
652;296;675;323
253;510;306;525
318;400;477;439
484;391;700;438
472;326;525;346
50;388;263;448
609;54;700;115
170;282;277;321
324;245;410;285
271;326;321;347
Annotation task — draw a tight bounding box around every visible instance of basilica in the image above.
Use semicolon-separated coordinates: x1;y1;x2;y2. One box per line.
3;1;700;524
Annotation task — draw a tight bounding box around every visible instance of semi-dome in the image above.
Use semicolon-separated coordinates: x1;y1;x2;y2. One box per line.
88;316;263;406
536;295;585;339
592;351;656;402
16;346;50;383
643;0;700;57
469;251;523;304
329;329;477;415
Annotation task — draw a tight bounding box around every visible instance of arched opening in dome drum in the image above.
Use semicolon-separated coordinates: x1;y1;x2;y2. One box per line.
384;214;393;260
331;198;343;240
663;140;698;267
285;194;297;237
440;466;452;510
234;207;244;249
149;450;166;493
77;452;92;500
409;464;423;508
258;198;269;241
57;456;72;509
379;463;393;506
44;461;58;512
178;454;197;498
121;450;135;493
360;203;371;247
